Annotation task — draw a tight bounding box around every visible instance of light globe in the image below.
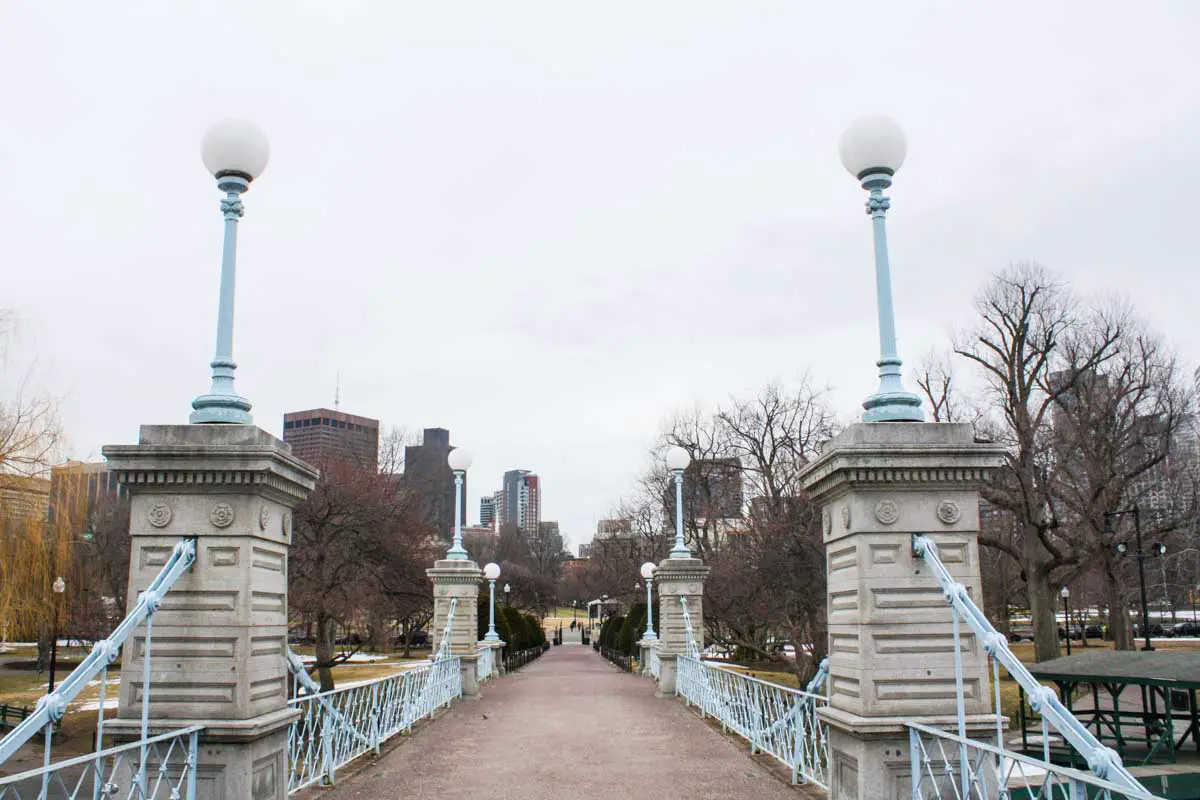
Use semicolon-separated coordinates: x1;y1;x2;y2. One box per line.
201;118;270;180
665;446;691;472
447;448;472;472
484;562;501;581
640;561;656;580
838;114;907;179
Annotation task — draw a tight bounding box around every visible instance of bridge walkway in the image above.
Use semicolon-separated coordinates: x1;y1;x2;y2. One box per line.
312;644;817;799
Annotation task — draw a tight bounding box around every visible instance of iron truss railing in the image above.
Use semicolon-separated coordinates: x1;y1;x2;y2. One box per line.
0;538;199;799
908;721;1160;800
912;534;1152;797
284;597;463;793
476;644;495;682
676;656;830;788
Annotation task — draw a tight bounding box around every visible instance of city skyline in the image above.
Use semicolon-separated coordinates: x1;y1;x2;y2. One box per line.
4;3;1199;545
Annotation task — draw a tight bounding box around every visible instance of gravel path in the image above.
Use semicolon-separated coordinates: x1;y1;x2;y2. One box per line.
318;644;813;799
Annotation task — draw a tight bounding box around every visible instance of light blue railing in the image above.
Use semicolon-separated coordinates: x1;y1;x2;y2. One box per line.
477;644;494;682
913;534;1151;797
647;645;661;680
909;721;1159;800
0;726;201;800
284;597;463;793
0;538;198;799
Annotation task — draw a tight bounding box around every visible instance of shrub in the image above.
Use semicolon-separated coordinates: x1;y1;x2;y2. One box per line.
502;605;528;650
620;603;646;655
477;598;490;641
522;613;543;648
600;616;625;649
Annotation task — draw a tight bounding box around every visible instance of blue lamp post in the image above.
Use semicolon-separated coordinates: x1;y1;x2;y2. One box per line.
191;119;270;424
666;446;692;558
838;115;923;422
446;448;472;560
483;562;501;642
640;561;657;640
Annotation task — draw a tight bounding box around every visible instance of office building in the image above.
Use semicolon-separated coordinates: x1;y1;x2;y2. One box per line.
282;408;379;470
480;496;496;529
0;475;50;523
500;470;540;536
663;457;744;527
404;428;466;540
47;461;126;525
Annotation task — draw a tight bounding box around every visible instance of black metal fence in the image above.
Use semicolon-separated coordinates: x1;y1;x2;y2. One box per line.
599;646;634;673
504;645;546;673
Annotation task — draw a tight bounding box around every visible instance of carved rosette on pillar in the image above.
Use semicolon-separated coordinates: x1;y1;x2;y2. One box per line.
101;425;318;800
426;559;482;697
653;557;710;695
800;422;1006;800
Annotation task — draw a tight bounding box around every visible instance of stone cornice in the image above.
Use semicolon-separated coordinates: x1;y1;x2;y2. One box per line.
654;566;711;584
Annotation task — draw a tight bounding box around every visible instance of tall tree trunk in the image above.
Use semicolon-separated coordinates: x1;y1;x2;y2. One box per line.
1025;536;1061;662
1104;564;1133;650
315;614;336;692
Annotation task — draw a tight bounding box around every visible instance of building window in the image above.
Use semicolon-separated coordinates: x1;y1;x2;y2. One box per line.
284;421;294;430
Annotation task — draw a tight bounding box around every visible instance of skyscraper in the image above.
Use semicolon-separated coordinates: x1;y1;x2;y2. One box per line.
500;470;540;536
404;428;466;540
480;496;496;529
663;457;744;527
282;408;379;470
47;461;126;525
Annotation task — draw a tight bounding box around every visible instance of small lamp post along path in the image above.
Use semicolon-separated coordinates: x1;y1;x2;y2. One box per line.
1060;585;1072;657
48;576;65;694
838;115;923;422
666;446;692;558
640;562;657;640
191;119;271;424
1106;505;1158;651
504;583;511;607
483;562;501;642
446;449;472;560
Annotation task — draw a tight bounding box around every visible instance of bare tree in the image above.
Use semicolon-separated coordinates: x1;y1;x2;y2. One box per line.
954;263;1121;661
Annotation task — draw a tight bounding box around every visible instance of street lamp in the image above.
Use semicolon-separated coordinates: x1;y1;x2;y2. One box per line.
640;562;657;640
190;119;270;424
1106;505;1158;651
838;115;923;422
572;599;578;623
446;449;472;560
1060;585;1072;657
48;576;65;694
666;446;691;558
503;583;511;606
483;562;501;642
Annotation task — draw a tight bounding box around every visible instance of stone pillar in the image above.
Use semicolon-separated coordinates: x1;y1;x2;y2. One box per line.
427;559;482;697
101;425;318;800
800;422;1005;800
653;556;710;696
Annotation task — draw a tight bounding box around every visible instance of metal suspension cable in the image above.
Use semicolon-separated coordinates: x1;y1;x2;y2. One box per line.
0;537;197;766
912;534;1144;794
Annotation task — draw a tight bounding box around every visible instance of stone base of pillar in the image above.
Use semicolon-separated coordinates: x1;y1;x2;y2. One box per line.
106;710;296;799
637;638;657;676
460;654;481;699
822;707;1002;800
655;653;678;697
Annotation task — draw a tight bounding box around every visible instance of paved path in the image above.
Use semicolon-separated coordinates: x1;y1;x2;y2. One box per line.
320;645;812;800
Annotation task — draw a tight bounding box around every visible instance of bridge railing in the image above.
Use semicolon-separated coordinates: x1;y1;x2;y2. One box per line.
0;725;202;800
647;645;661;680
477;644;495;683
286;656;462;793
908;721;1159;800
912;534;1153;797
675;655;829;788
0;538;199;799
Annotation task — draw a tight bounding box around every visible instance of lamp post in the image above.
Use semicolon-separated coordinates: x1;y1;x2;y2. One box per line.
503;583;511;607
838;115;923;422
666;446;692;558
572;600;578;623
446;449;472;560
640;562;657;640
483;562;501;642
599;594;609;629
1060;585;1072;657
1107;505;1155;651
190;119;271;424
48;576;65;694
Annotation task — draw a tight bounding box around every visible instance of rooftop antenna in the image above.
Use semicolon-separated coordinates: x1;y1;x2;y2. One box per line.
334;373;341;411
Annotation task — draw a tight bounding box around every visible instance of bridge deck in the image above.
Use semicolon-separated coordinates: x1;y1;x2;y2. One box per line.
314;644;816;799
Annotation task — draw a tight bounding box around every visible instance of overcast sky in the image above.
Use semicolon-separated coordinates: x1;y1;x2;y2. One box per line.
3;2;1198;552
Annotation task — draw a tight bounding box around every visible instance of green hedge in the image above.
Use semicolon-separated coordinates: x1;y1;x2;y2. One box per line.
599;616;625;649
620;603;646;655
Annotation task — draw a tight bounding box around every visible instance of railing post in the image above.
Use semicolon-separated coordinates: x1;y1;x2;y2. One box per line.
798;422;1006;800
102;425;318;800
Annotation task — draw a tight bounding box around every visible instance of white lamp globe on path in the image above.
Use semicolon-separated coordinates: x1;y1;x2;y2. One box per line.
447;448;472;472
838;114;907;179
201;118;270;181
665;446;691;472
640;562;656;580
484;562;501;581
